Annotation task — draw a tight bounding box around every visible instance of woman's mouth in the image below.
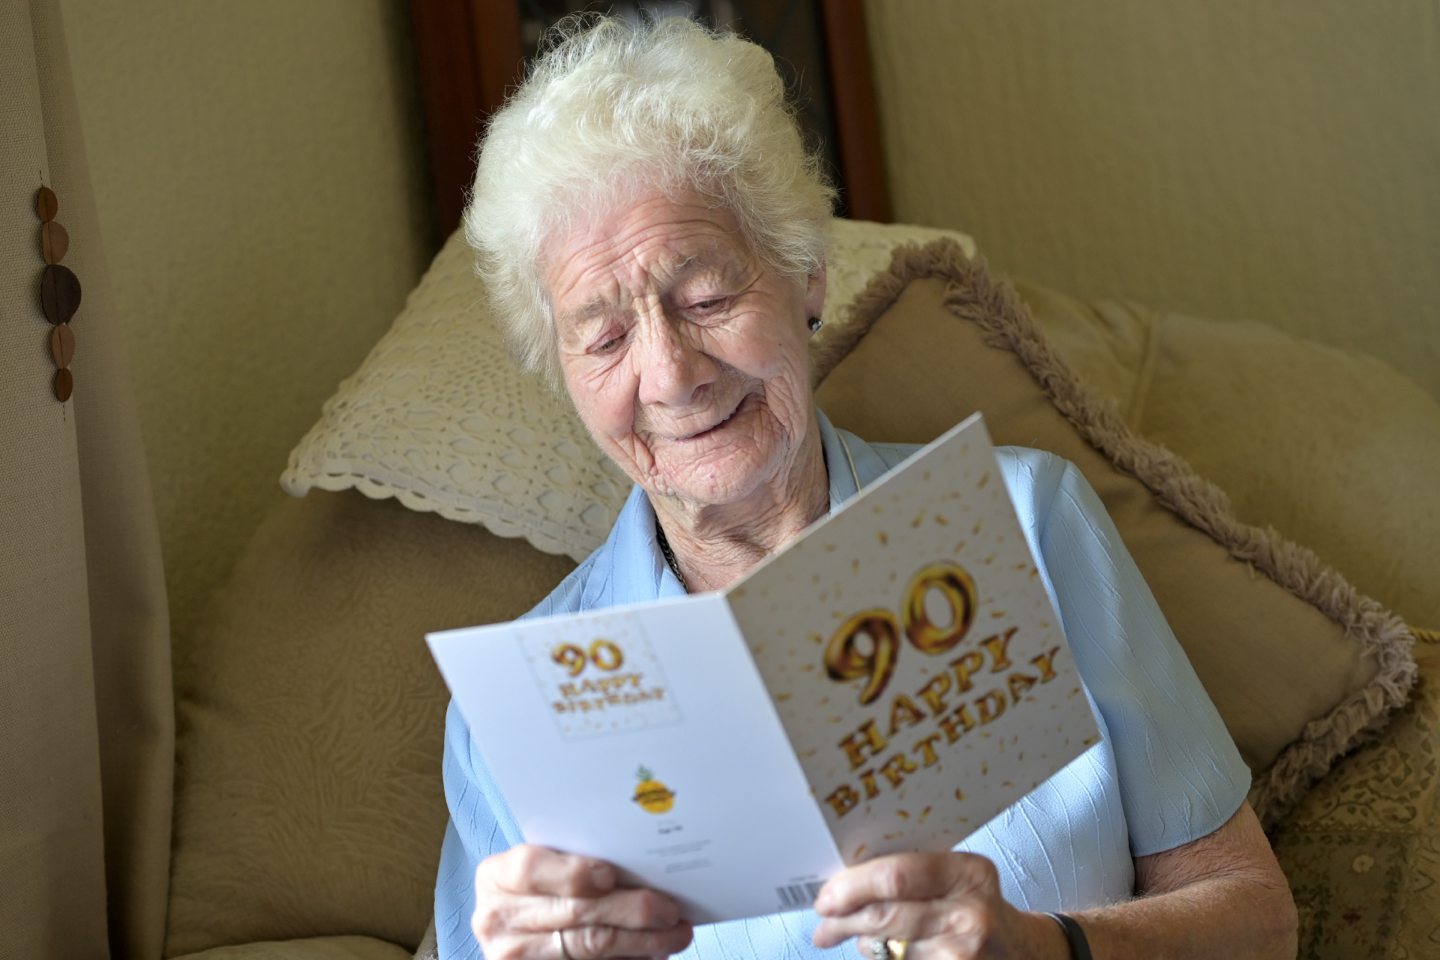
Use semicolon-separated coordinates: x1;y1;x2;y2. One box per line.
679;397;748;441
684;411;734;441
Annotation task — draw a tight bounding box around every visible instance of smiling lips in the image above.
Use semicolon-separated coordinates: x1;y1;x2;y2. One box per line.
673;395;749;442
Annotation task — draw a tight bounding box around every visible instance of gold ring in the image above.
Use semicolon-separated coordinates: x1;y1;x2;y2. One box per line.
869;938;908;960
554;929;573;960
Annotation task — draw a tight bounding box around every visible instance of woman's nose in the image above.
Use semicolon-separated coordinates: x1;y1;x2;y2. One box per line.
635;311;718;407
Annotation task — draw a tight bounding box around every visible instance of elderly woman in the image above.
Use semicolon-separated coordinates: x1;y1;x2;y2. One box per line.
435;15;1296;960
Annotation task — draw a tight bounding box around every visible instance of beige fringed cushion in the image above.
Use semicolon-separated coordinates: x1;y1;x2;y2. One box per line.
1126;315;1440;630
993;280;1440;632
813;239;1417;826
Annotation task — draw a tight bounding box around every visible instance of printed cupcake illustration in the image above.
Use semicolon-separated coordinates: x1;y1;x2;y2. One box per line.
632;765;676;814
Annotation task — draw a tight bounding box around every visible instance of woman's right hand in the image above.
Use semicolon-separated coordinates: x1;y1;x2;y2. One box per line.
473;844;694;960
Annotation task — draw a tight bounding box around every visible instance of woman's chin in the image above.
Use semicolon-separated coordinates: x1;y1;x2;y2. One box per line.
646;451;778;513
651;472;765;512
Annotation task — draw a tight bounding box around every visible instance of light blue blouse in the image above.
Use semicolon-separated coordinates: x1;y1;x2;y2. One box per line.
434;411;1250;959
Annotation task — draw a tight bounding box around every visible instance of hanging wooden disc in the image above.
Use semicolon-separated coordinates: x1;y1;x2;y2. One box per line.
41;263;82;325
36;186;58;222
53;367;74;402
51;324;76;368
41;221;70;264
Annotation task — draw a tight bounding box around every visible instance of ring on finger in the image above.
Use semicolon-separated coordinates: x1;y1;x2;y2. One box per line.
554;929;573;960
869;937;909;960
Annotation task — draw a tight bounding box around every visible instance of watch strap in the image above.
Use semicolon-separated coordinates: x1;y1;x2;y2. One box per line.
1044;912;1093;960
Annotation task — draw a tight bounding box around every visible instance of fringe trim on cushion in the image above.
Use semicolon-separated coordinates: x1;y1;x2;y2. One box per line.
823;237;1418;829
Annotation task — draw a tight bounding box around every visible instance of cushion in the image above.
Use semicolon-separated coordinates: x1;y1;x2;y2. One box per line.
164;491;575;956
996;279;1440;631
1127;312;1440;630
280;219;977;561
812;239;1417;826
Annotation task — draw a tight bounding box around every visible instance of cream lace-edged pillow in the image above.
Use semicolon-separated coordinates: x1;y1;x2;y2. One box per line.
280;219;977;560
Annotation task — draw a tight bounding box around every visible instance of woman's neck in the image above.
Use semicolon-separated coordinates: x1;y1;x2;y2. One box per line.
652;427;829;593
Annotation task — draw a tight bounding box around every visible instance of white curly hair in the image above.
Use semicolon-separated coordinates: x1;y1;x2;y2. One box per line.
463;14;836;388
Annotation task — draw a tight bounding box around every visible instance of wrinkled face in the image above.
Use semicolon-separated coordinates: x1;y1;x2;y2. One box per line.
544;190;824;512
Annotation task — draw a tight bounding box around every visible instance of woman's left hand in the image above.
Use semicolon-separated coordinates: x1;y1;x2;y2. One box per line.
811;852;1066;960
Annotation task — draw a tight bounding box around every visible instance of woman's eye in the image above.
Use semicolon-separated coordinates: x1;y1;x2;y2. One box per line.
593;332;625;355
689;297;728;315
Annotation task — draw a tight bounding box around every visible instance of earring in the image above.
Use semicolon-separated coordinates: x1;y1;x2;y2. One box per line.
807;316;823;334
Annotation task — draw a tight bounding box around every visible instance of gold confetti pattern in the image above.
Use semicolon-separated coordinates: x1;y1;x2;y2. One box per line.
728;416;1098;863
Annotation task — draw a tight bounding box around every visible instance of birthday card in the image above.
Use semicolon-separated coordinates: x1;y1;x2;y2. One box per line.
428;414;1099;923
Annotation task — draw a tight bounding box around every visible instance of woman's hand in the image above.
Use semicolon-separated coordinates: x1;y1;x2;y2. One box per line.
473;844;694;960
811;852;1066;960
812;805;1296;960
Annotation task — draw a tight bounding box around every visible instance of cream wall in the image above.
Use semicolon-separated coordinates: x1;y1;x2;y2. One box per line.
865;1;1440;401
61;1;431;641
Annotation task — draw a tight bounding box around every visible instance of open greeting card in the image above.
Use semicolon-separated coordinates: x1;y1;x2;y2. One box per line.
428;414;1100;924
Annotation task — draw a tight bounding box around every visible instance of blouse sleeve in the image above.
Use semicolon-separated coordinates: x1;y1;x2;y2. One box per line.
1013;450;1251;857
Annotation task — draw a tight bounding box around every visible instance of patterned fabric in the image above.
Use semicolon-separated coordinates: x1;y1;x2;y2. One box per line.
1273;638;1440;959
435;413;1250;958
